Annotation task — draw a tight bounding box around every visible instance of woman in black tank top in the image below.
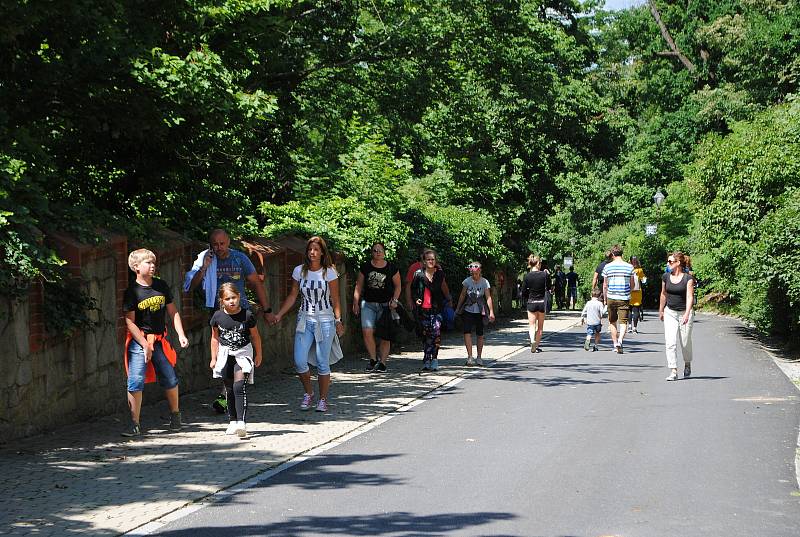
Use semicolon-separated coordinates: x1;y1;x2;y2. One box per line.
659;251;695;381
523;254;549;353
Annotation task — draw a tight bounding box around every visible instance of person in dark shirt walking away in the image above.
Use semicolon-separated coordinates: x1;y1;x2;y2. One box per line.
353;242;401;373
210;283;262;438
565;266;579;310
659;252;695;381
592;251;612;301
553;265;566;310
122;249;189;437
523;255;550;353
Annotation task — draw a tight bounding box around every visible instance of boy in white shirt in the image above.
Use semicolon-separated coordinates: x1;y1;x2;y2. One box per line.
581;289;605;351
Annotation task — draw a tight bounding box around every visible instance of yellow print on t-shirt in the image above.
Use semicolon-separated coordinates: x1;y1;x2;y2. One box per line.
138;295;165;312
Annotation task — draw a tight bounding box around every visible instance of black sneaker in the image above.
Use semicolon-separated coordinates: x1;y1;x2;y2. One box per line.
121;423;141;437
374;362;387;373
365;359;377;372
616;345;623;354
592;345;598;352
684;363;691;378
169;411;182;431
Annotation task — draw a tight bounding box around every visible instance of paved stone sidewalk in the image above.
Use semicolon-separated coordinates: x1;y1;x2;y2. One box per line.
0;310;581;536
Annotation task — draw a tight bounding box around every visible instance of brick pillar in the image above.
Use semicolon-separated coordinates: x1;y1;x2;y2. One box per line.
111;237;129;345
28;280;44;353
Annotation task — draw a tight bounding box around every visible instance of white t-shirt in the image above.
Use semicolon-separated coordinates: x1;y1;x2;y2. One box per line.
292;265;339;316
461;276;491;314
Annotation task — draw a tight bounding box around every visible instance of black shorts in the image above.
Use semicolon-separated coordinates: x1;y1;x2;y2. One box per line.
462;311;484;336
527;299;546;313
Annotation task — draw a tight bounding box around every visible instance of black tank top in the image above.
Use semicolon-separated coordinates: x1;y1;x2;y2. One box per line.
663;272;690;311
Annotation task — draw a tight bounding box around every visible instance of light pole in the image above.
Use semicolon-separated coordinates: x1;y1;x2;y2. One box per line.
653;188;665;208
646;189;665;236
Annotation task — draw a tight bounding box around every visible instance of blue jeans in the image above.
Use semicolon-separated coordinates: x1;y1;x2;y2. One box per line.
359;301;384;329
127;339;179;392
294;318;335;375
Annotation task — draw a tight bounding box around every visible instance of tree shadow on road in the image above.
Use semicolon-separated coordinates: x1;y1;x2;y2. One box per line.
156;511;518;536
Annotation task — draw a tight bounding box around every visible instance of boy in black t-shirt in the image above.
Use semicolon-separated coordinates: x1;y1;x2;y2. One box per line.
122;249;189;437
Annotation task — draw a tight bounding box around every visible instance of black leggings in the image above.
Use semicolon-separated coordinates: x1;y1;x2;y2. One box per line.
223;358;249;423
630;305;642;328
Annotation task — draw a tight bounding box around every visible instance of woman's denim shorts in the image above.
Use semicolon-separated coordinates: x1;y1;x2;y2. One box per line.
360;301;385;329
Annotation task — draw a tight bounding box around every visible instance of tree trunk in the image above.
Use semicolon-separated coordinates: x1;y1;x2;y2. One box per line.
648;0;695;72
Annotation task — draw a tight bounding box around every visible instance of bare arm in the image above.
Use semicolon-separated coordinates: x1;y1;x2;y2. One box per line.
455;286;467;312
390;272;402;309
659;280;667;321
275;280;300;322
188;251;212;291
683;277;695;324
250;326;262;367
166;303;189;348
353;272;365;315
442;279;451;303
246;272;276;324
210;326;219;368
125;312;151;362
330;277;345;337
485;287;495;321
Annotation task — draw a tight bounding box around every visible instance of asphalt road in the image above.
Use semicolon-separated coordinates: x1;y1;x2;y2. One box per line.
153;314;800;537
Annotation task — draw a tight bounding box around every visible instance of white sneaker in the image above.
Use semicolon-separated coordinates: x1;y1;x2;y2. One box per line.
465;357;475;366
475;357;484;367
236;421;247;438
666;371;678;381
225;422;238;435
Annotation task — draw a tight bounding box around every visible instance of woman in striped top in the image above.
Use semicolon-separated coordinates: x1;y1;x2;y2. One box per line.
275;236;345;412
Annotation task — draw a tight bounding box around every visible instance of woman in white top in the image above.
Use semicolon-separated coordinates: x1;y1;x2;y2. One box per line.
275;236;345;412
455;261;495;366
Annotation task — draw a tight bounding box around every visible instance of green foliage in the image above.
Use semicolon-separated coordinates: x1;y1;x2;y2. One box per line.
750;189;800;337
259;196;412;264
0;154;63;298
399;204;513;286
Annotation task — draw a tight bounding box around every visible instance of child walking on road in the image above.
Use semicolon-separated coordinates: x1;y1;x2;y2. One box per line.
581;289;605;352
122;249;189;437
210;283;262;438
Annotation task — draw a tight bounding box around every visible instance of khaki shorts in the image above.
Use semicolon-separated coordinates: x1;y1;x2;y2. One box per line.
607;299;630;324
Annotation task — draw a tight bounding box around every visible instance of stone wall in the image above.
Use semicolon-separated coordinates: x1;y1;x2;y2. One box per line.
0;232;352;441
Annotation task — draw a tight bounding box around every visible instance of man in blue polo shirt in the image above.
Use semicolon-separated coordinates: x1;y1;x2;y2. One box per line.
602;244;635;354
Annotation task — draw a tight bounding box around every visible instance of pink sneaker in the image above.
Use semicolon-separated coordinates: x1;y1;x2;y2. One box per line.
315;398;328;412
300;393;313;411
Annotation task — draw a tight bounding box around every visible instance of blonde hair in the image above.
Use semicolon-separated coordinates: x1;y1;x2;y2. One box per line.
218;282;240;301
128;249;156;271
527;254;541;270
